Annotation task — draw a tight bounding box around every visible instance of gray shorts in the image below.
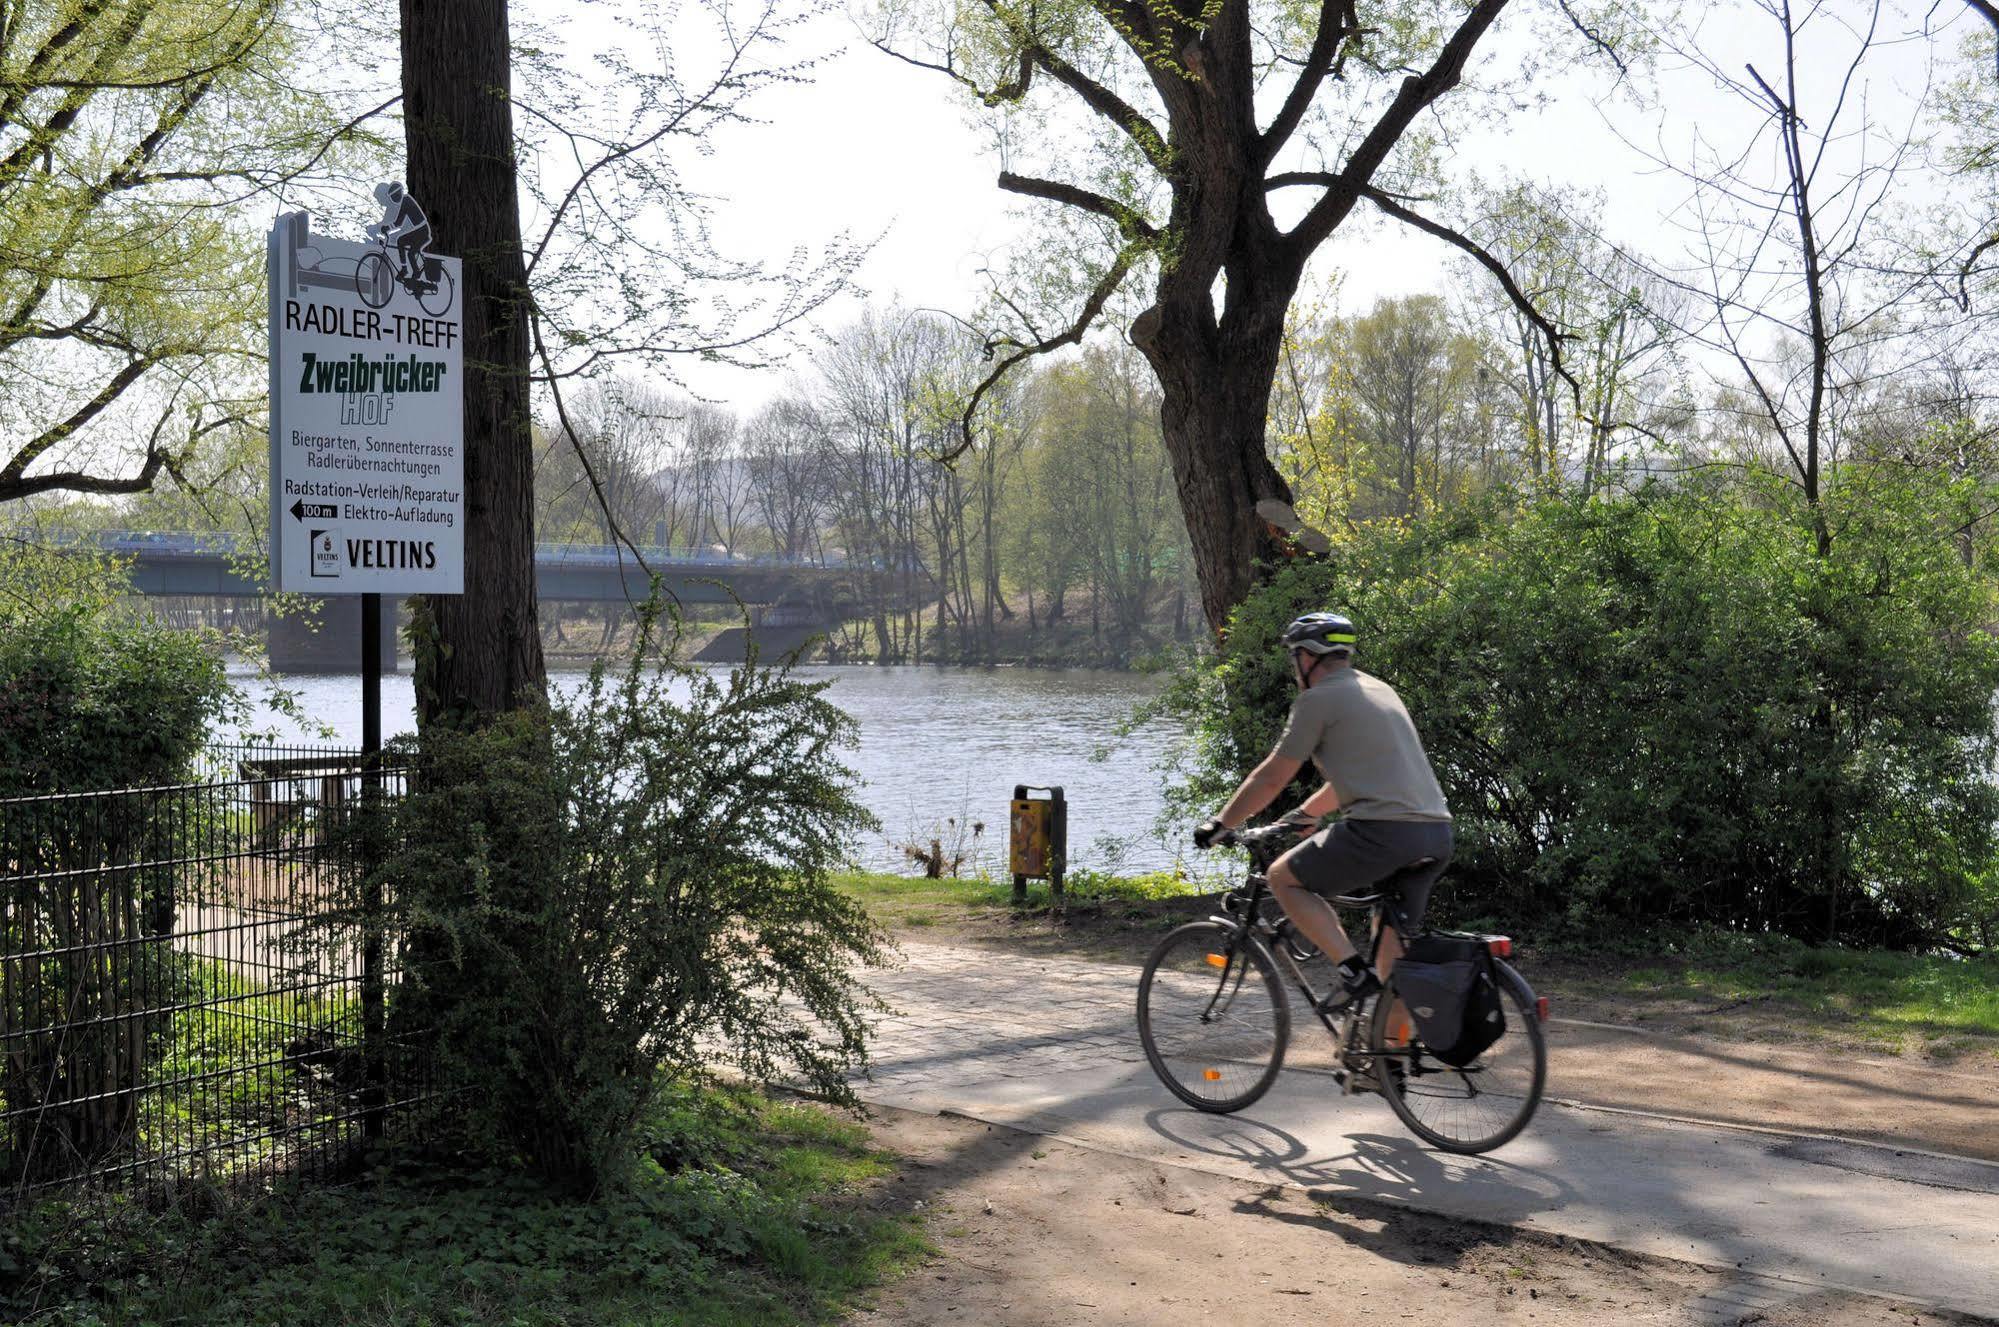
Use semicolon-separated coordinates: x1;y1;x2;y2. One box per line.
1281;818;1454;933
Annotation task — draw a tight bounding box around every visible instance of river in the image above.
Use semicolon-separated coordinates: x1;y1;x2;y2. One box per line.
224;664;1191;875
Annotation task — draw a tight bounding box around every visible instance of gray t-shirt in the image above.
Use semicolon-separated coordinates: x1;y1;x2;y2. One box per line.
1274;668;1451;823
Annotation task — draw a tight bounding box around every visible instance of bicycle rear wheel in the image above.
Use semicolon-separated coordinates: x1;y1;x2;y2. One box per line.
1373;957;1545;1153
1137;920;1289;1113
418;265;455;317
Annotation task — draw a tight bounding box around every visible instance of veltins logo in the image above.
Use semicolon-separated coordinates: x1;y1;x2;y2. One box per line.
310;529;342;579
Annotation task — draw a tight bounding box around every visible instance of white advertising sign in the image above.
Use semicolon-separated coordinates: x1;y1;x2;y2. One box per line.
268;188;464;595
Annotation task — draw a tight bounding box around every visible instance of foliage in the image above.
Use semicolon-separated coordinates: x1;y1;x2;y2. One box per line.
0;585;231;1179
0;603;228;796
1005;344;1190;657
0;1083;926;1327
0;0;381;502
1167;470;1999;948
335;602;889;1193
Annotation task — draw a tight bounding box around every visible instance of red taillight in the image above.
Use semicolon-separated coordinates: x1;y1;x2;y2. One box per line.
1485;935;1513;958
1536;996;1550;1022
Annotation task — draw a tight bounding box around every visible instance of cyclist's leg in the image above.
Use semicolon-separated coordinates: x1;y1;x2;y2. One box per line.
1269;818;1411;963
1268;830;1360;962
1361;822;1453;1044
399;225;432;284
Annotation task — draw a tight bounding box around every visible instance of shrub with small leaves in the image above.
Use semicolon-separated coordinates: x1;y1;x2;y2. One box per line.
335;601;889;1192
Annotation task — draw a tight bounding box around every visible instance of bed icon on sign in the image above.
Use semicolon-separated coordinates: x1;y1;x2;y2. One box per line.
310;530;342;578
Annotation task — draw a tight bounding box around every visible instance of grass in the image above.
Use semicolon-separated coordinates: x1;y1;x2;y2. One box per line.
1534;925;1999;1054
835;867;1218;964
837;866;1204;925
1;1083;929;1326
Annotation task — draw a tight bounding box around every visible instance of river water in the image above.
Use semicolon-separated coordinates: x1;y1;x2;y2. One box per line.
224;664;1191;874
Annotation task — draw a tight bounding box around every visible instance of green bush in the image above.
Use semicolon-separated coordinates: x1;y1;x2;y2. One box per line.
0;598;230;1181
1169;470;1999;948
0;605;229;795
335;605;889;1193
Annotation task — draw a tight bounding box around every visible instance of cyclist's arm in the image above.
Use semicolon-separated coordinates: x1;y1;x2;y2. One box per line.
1215;752;1303;829
1294;783;1341;818
1214;693;1322;829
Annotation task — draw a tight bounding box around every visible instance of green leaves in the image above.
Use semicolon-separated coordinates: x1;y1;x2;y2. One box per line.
334;596;888;1194
1175;469;1999;948
0;596;227;797
0;0;379;501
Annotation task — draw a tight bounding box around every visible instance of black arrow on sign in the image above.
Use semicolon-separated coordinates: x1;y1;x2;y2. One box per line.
290;500;338;522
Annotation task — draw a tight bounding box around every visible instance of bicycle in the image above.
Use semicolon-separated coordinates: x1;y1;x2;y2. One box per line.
1136;821;1548;1154
353;228;455;318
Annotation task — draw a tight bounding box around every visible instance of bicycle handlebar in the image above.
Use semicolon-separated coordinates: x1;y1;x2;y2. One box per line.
1208;819;1313;851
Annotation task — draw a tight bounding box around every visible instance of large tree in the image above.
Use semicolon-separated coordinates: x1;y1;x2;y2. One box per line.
872;0;1626;628
400;0;546;722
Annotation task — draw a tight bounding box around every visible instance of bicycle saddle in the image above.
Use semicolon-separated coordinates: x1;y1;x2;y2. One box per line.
1328;857;1438;908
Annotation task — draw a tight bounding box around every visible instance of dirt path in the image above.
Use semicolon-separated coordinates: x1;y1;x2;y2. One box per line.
850;1106;1986;1327
1542;1018;1999;1161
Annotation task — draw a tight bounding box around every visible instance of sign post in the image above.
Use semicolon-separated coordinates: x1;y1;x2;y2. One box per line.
268;186;463;1137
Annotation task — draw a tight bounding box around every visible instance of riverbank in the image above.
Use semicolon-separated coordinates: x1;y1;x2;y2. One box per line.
537;595;1200;670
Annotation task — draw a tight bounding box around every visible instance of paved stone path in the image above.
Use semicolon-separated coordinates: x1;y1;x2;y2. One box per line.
854;940;1999;1321
858;943;1151;1093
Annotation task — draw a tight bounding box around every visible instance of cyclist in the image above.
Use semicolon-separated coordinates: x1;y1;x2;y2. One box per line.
1193;612;1453;1015
369;181;433;290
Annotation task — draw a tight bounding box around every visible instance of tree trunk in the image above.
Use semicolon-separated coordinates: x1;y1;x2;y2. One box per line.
1134;297;1294;634
401;0;546;726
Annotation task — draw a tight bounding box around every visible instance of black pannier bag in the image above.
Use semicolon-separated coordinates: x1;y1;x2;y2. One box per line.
1394;932;1506;1068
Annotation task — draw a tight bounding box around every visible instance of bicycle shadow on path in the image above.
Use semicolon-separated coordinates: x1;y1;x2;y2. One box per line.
1143;1106;1577;1260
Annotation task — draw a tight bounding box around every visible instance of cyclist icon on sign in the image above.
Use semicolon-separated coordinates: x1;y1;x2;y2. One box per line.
356;182;455;317
370;182;430;284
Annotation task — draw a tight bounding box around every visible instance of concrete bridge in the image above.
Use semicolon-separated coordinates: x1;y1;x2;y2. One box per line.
67;531;855;670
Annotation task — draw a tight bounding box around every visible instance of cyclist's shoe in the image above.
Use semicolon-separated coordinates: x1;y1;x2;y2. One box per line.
1315;956;1381;1013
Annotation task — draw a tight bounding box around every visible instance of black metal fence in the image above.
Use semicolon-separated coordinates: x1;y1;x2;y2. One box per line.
0;745;426;1195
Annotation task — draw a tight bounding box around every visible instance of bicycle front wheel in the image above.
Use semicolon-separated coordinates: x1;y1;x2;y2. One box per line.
355;251;394;309
1373;957;1546;1154
1137;920;1289;1113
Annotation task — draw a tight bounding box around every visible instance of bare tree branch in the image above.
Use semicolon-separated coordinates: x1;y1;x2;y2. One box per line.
1287;0;1513;256
1257;0;1361;166
1358;186;1579;399
999;170;1159;242
1554;0;1629;76
1962;231;1999;311
944;244;1140;464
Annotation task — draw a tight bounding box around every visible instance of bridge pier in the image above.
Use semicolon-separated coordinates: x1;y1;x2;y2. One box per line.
268;597;398;674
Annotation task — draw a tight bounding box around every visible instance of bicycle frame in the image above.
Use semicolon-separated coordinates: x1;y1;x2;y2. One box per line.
1204;866;1402;1083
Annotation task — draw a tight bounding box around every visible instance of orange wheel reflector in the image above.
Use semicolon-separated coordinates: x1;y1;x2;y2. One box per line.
1536;996;1550;1022
1205;953;1228;968
1203;1069;1223;1081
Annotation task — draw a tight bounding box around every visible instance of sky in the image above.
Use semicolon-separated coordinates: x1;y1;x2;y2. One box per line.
528;0;1985;413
